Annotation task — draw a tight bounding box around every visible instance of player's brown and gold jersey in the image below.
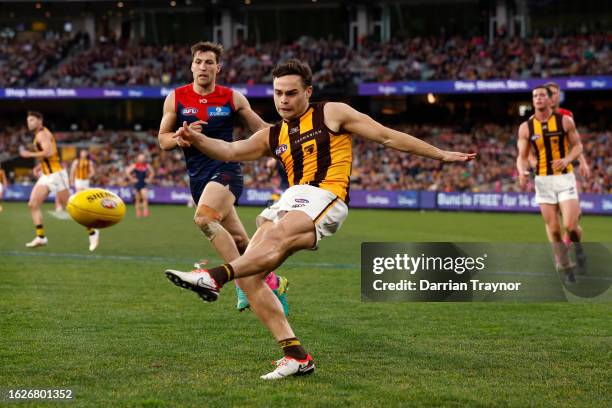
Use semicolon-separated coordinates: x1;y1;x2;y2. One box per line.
75;158;90;180
269;103;352;202
528;113;573;176
33;127;62;175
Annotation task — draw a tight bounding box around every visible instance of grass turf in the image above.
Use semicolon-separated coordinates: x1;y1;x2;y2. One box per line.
0;202;610;407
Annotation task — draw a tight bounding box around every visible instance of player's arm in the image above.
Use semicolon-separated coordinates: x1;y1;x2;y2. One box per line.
19;131;54;159
175;121;271;162
324;102;475;162
69;160;77;186
552;115;583;172
516;122;531;189
233;91;270;133
88;161;95;179
158;92;180;150
146;164;155;183
125;164;136;182
0;170;8;186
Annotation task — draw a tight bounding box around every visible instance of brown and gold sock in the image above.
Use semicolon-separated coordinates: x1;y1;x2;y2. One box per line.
35;224;45;238
207;264;234;287
279;337;308;360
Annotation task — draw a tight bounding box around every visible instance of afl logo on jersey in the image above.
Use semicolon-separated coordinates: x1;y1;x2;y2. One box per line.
182;107;199;115
275;144;288;156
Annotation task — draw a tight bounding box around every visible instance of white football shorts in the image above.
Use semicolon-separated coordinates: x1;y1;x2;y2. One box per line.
258;184;348;248
36;169;70;193
74;178;91;191
535;173;579;204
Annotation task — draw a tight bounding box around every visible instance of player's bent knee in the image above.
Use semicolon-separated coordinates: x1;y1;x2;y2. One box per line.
194;205;223;240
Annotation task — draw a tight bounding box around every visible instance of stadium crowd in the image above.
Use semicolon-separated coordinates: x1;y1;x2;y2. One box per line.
1;124;609;194
33;33;611;88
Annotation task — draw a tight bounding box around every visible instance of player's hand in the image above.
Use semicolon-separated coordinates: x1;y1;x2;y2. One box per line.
188;120;207;133
440;151;477;163
19;146;31;158
173;121;201;144
579;163;591;179
551;158;569;172
518;171;528;189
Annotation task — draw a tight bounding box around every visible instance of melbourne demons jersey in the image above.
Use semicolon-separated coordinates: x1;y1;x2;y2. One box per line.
33;127;62;175
175;84;238;180
557;107;573;117
269;103;352;202
75;158;90;180
528;113;573;176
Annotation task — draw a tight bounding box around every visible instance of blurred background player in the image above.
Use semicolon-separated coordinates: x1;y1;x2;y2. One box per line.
20;111;99;250
126;153;154;218
517;86;586;282
0;165;8;212
158;41;288;314
70;149;95;191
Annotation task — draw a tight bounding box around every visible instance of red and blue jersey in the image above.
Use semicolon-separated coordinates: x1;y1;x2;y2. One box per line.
175;84;239;180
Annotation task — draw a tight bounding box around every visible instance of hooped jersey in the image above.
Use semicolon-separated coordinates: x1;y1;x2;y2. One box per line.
528;112;573;176
175;84;239;180
269;103;352;203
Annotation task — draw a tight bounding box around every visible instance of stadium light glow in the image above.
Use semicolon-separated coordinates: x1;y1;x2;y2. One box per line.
117;1;124;8
170;1;177;6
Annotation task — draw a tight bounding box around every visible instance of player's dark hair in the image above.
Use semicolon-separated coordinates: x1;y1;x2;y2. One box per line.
27;111;43;120
272;59;313;88
533;85;552;98
190;41;223;63
543;81;560;91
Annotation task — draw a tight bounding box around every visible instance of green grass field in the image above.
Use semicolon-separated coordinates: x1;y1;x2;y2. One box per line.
1;202;611;407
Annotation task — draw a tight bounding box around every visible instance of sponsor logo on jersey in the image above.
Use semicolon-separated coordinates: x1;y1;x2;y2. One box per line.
182;107;199;115
275;144;288;156
199;98;208;104
530;134;541;141
208;106;231;117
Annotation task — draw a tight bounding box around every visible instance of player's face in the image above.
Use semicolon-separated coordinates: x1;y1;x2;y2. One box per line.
273;75;312;121
532;89;550;110
137;154;146;163
191;51;220;87
547;87;560;108
26;115;41;131
80;150;88;159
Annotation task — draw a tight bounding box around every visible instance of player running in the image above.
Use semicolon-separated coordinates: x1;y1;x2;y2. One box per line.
158;41;289;314
517;86;586;282
20;111;99;251
0;165;8;212
165;59;476;379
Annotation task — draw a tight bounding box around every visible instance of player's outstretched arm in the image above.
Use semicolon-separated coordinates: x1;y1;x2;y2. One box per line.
325;103;476;162
158;92;179;150
516;122;531;189
174;121;270;162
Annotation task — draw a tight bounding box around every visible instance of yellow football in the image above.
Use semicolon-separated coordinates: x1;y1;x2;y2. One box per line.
67;188;126;228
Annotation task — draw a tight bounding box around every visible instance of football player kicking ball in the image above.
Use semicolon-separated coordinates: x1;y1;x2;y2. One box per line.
165;59;476;379
158;41;289;314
